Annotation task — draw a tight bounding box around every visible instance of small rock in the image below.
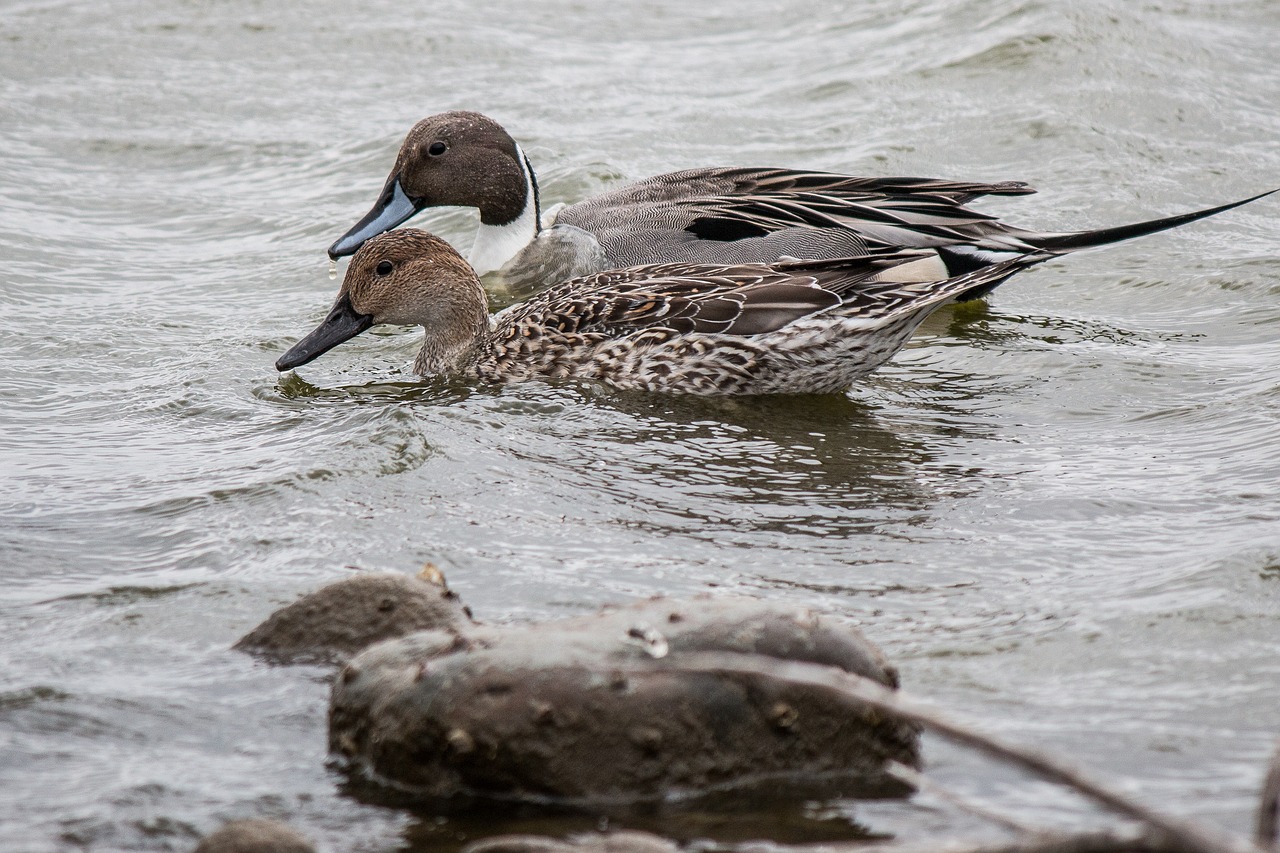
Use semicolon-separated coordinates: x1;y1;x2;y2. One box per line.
193;819;314;853
234;569;473;664
769;701;799;730
464;831;679;853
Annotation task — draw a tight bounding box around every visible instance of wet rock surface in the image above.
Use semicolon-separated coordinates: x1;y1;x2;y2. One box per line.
330;596;920;805
464;831;679;853
193;819;315;853
235;567;473;664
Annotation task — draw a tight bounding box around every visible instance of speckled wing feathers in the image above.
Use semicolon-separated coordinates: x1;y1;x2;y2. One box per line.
469;250;1054;394
496;254;908;339
494;250;1049;341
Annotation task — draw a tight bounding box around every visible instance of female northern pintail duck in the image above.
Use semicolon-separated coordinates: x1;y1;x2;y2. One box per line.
327;111;1273;295
282;229;1053;395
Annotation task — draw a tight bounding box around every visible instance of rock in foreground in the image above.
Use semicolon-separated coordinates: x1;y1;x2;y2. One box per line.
234;568;473;664
193;819;314;853
330;596;919;805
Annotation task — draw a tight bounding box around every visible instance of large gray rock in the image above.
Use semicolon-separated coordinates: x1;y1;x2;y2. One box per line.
235;567;472;664
330;596;919;805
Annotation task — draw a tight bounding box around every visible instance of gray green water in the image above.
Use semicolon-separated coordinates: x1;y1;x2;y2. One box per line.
2;1;1279;850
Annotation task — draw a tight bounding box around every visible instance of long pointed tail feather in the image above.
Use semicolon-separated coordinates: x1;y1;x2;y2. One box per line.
1029;187;1277;253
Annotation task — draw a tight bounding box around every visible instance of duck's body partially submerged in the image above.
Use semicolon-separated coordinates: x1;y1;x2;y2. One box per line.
327;111;1273;298
282;230;1054;395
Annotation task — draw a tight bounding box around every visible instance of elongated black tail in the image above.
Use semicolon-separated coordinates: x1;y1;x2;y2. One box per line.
1030;187;1277;253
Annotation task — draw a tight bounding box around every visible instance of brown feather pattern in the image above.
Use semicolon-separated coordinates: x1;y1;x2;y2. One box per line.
290;230;1062;395
460;245;1055;394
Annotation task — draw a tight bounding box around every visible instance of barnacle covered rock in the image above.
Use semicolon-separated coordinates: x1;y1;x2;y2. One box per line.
330;595;919;805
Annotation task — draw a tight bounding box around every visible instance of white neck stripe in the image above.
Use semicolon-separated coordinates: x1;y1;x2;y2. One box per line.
468;144;539;276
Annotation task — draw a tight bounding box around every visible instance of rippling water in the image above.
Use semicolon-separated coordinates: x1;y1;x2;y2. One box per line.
2;1;1279;850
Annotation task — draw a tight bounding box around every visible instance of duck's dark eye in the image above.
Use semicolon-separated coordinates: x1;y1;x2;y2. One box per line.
427;141;448;157
375;260;394;276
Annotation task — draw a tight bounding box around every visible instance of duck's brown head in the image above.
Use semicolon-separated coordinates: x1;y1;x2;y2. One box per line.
278;230;488;373
327;111;533;259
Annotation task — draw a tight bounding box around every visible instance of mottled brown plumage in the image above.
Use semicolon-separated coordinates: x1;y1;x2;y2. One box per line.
282;230;1054;395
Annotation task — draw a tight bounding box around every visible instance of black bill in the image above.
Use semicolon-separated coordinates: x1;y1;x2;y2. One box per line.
276;293;374;371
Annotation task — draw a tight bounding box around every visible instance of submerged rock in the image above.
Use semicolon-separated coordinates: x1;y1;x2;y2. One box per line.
235;566;472;664
330;596;919;805
465;831;678;853
193;819;314;853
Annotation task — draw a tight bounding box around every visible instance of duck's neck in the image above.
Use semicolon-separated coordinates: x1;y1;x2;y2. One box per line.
468;145;541;277
412;286;492;377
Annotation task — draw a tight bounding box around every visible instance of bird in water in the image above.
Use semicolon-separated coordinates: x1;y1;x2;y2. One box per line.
326;111;1273;298
281;229;1058;395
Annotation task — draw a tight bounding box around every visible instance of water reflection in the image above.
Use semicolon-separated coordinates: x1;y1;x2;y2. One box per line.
463;389;950;542
917;298;1175;351
386;778;889;853
268;369;476;407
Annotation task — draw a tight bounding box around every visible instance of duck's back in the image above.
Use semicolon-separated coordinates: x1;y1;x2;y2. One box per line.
553;167;1040;269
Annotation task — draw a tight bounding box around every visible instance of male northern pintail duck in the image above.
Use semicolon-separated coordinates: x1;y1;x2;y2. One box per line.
327;111;1274;296
282;229;1055;395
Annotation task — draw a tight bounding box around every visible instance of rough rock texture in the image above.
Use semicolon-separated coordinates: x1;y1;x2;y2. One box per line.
465;831;679;853
235;567;472;664
193;819;315;853
330;596;919;805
